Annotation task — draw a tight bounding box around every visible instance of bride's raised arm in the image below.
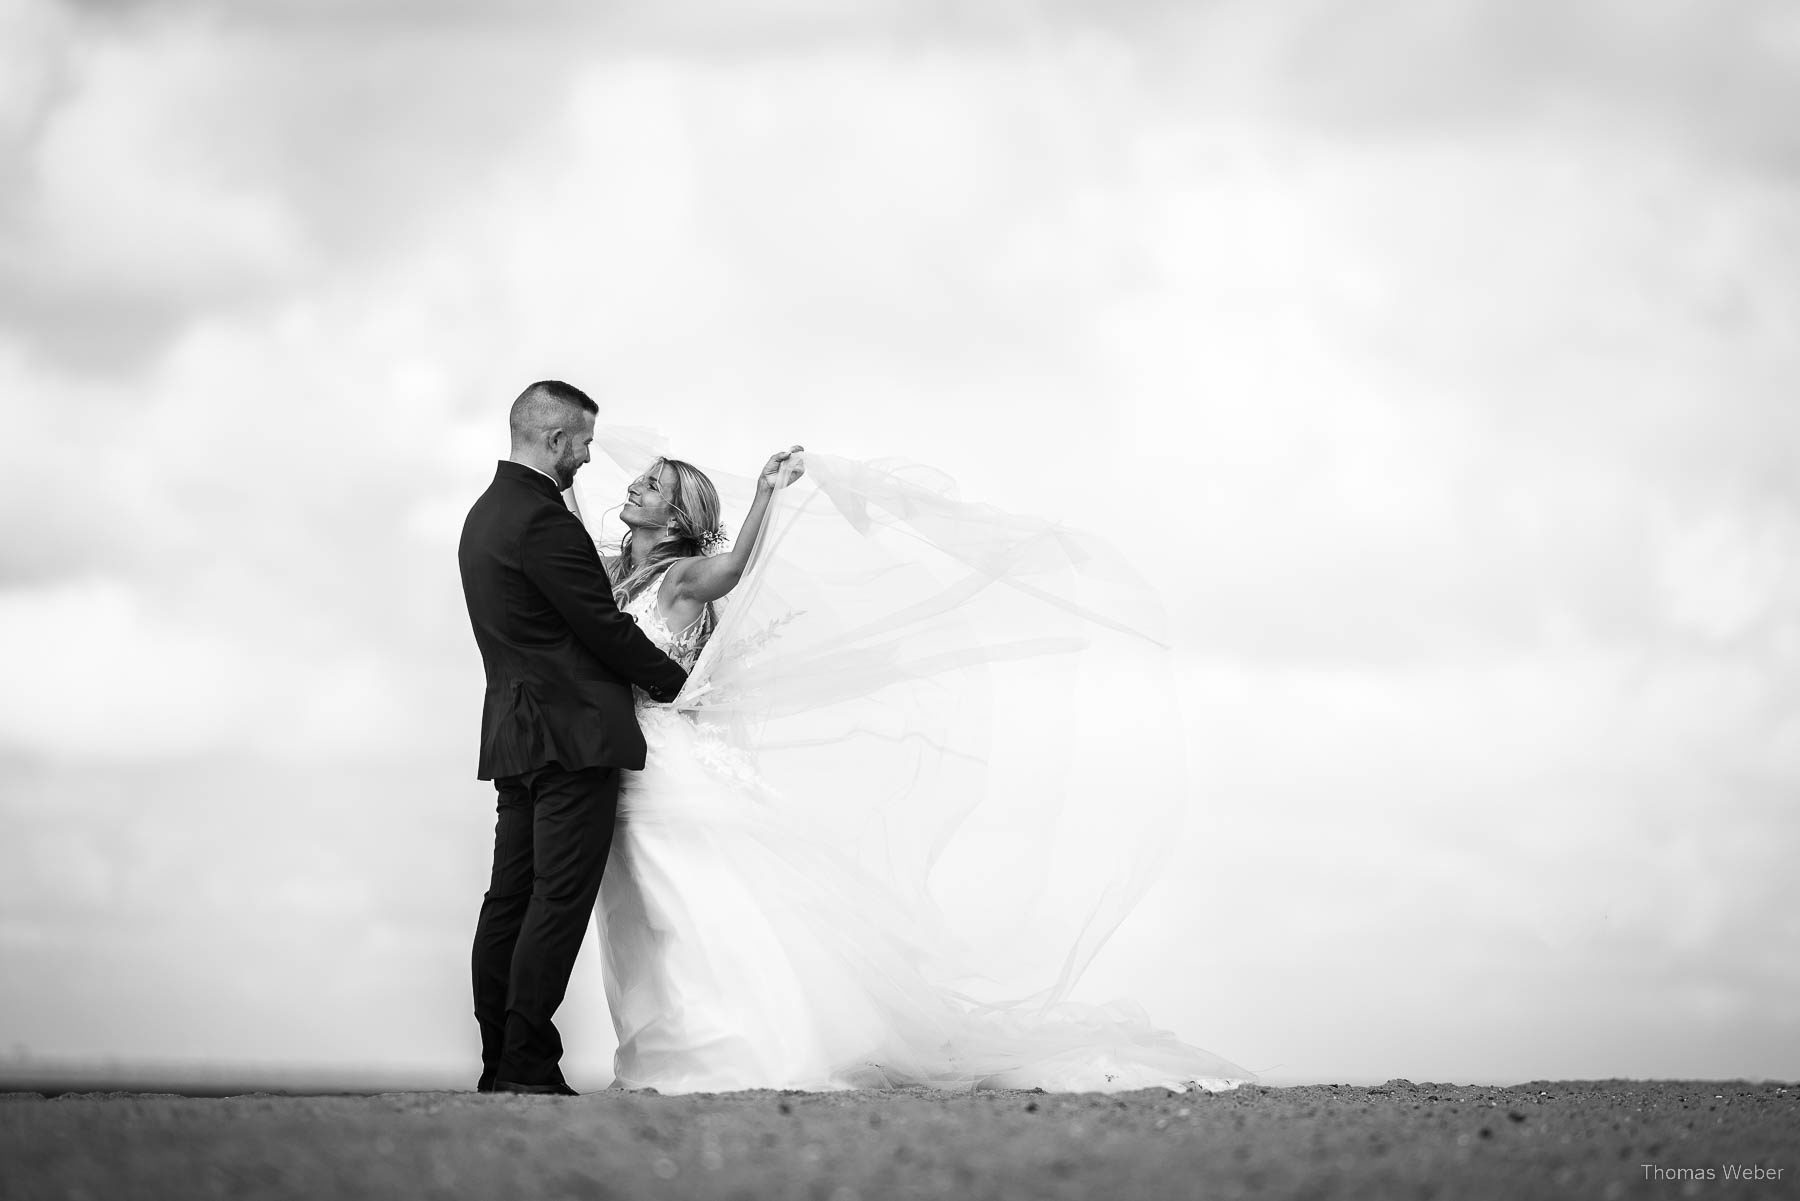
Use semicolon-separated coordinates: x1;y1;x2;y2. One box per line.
666;446;803;605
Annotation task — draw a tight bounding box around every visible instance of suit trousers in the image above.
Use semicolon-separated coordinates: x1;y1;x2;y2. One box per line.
472;761;620;1086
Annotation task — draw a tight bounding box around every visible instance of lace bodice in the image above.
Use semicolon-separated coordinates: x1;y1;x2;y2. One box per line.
618;564;776;798
622;566;710;668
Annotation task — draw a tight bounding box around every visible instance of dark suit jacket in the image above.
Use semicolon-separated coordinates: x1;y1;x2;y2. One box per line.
459;460;687;779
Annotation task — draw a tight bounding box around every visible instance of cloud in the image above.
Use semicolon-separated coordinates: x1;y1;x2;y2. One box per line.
0;0;602;371
1105;0;1800;171
0;573;452;760
0;0;79;165
3;0;1795;748
0;0;1796;1080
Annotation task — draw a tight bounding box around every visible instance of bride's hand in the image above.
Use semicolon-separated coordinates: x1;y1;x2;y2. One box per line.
759;445;805;491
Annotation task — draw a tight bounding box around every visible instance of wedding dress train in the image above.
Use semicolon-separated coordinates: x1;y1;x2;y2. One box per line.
578;436;1251;1095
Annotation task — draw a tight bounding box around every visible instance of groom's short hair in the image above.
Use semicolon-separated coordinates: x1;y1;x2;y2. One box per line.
510;380;598;442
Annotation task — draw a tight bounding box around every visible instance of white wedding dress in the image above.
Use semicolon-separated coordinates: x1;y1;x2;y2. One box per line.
583;440;1251;1095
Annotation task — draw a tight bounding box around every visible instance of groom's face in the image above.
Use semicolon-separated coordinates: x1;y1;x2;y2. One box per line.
551;412;596;489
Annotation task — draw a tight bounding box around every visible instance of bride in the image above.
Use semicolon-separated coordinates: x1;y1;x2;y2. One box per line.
577;433;1249;1094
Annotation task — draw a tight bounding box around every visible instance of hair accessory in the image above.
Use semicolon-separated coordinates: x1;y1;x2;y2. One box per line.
698;523;730;556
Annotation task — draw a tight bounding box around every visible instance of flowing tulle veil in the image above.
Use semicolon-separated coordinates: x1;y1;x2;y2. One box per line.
573;429;1244;1087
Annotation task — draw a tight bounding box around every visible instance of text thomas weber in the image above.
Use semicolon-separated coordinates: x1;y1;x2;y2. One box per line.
1641;1163;1786;1182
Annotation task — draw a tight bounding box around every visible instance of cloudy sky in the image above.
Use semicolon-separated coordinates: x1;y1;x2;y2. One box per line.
1;0;1796;1086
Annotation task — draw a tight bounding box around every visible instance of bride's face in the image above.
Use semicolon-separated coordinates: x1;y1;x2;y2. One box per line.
622;463;679;531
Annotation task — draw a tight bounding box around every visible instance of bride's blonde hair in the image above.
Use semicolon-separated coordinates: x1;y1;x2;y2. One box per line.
608;456;723;608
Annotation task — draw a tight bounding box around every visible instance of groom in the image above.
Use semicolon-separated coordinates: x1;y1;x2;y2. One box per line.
459;380;688;1095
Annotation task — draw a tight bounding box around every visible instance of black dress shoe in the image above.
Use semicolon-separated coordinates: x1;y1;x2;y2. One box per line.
494;1079;579;1096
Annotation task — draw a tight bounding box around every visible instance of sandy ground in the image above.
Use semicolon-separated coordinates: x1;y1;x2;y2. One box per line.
2;1080;1794;1200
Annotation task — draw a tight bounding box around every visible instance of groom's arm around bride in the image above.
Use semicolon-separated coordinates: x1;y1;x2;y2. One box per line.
457;379;686;1095
460;385;686;778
